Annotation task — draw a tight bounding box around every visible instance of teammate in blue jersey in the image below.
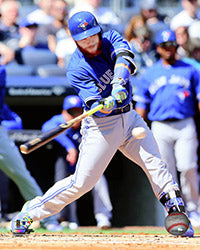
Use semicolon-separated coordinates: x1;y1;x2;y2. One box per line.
134;29;200;231
1;104;23;130
42;95;112;229
12;12;193;237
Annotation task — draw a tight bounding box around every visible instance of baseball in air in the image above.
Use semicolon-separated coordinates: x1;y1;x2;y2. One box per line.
132;127;147;139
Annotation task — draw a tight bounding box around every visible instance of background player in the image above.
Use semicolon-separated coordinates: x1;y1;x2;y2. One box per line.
12;11;192;237
133;29;200;228
42;95;112;229
0;103;23;221
0;65;61;231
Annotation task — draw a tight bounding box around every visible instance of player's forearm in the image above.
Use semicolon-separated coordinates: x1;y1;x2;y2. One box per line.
112;50;136;85
112;57;131;85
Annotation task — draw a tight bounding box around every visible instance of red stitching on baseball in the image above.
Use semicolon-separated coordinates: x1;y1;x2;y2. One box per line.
167;223;188;232
168;213;184;217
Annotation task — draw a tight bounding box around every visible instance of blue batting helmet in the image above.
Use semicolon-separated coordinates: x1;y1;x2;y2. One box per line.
68;11;102;41
156;29;176;45
63;95;82;110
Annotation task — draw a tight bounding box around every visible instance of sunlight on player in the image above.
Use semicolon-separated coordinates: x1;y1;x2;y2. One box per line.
11;11;193;237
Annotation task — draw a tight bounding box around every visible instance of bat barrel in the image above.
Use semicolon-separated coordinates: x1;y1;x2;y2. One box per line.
19;126;66;154
19;104;103;154
20;140;48;154
20;144;28;154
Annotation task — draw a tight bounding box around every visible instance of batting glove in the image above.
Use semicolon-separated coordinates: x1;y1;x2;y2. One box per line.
111;83;128;103
100;96;117;114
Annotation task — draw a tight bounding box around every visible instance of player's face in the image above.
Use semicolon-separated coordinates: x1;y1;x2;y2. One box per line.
76;34;102;57
67;107;83;117
157;42;177;63
62;108;83;129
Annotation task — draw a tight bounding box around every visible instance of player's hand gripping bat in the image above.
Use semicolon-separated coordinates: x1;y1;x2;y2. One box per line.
20;104;103;154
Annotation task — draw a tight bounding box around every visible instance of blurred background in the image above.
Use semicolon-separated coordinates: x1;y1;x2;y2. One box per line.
1;0;200;229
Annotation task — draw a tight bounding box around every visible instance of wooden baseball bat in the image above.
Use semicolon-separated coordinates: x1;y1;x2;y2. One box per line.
20;104;103;154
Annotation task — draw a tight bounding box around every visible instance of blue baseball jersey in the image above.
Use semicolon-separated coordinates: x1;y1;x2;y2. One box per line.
134;59;200;121
66;30;133;110
0;65;22;128
1;104;23;130
42;114;81;152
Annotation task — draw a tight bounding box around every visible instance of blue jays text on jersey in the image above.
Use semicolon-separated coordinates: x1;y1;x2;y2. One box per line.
134;60;200;121
66;30;134;110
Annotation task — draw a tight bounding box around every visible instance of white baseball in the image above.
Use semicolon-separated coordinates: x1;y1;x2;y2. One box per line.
132;127;147;139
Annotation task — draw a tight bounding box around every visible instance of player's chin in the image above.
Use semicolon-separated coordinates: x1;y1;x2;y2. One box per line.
165;52;173;58
87;45;100;56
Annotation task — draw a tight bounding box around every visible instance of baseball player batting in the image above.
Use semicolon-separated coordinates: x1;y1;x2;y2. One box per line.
11;11;191;236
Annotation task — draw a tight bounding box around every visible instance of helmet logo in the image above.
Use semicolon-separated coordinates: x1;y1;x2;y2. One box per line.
78;20;88;30
162;31;172;42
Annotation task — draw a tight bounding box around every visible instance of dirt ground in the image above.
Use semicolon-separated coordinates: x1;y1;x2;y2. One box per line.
0;226;200;250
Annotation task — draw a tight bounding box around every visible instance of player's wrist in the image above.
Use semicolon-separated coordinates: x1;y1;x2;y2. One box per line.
111;78;126;86
111;84;128;103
